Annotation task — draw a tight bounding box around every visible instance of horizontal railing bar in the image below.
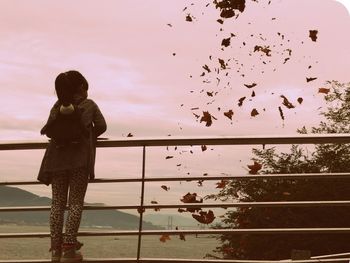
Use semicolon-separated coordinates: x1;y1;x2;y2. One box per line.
5;200;350;212
2;172;350;186
1;134;350;151
1;258;350;263
3;228;350;239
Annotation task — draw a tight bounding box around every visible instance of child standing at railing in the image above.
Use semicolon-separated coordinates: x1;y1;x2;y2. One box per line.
38;70;107;262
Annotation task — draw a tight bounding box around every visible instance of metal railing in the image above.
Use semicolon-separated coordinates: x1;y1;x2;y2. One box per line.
1;134;350;263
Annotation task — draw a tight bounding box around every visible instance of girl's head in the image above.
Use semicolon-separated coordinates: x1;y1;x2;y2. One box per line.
55;70;88;106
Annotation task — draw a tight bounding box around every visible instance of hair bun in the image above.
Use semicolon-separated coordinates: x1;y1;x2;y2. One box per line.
59;104;75;115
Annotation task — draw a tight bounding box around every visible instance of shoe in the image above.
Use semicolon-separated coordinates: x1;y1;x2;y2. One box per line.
61;243;83;263
50;248;61;262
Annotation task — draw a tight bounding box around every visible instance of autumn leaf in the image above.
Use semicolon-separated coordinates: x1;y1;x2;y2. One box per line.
151;200;158;204
319;88;330;94
309;30;318;42
247;161;262;174
127;133;133;137
137;207;145;214
160;234;171;242
306;77;317;82
254;45;271;56
181;192;203;203
280;95;295;109
207;91;214;97
251;108;259;117
238;96;246;107
221;37;231;47
197;180;203;187
161;185;170;191
224;110;234;120
185;14;193;22
202;64;211;73
166;156;174;159
200;111;217;127
192;210;216;224
278;106;285;121
244;83;257;88
201;145;207;151
216;179;229;188
218;58;226;69
297;97;303;104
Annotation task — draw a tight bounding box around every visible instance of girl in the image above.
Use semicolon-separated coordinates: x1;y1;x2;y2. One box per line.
38;70;107;262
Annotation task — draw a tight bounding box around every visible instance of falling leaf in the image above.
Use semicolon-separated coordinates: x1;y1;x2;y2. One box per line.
247;161;262;174
202;64;211;73
191;107;199;110
186;14;193;22
278;106;285;121
137;207;145;214
151;201;158;204
181;192;203;203
167;23;172;27
319;88;330;94
192;210;216;224
197;180;204;187
297;97;303;104
251;91;255;97
309;30;318;42
238;96;246;107
224;110;234;120
160;234;171;242
280;95;295;109
207;91;214;97
306;77;317;82
244;83;257;88
161;185;170;191
166;156;174;159
127;133;133;137
217;19;224;24
201;145;207;151
221;37;231;47
216;179;229;188
251;108;259;117
283;58;290;64
254;45;271;56
200;111;216;127
218;58;226;69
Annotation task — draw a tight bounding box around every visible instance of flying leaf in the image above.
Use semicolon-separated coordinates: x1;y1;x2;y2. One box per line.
181;192;203;203
200;111;217;127
224;110;234;120
218;58;226;69
238;96;246;107
306;77;317;82
278;106;285;120
151;200;158;204
244;83;257;88
207;91;214;97
127;133;134;137
280;95;295;109
216;179;229;188
160;234;171;242
161;185;170;191
247;161;262;174
251;108;259;117
221;37;231;47
309;30;318;42
192;210;216;224
319;88;330;94
166;156;174;159
297;97;303;104
254;45;271;56
201;145;207;151
186;14;193;22
202;64;211;73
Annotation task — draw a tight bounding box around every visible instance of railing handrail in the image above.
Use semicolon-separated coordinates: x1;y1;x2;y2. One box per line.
1;134;350;150
2;135;350;262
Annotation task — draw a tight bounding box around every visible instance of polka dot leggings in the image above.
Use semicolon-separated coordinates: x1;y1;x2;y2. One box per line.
50;168;88;249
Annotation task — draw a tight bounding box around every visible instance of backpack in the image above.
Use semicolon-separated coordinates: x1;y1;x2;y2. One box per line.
43;104;88;145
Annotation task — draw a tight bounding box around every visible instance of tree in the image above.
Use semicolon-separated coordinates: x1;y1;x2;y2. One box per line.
206;81;350;260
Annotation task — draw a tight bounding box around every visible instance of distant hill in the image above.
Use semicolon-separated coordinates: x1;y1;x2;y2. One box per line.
0;186;161;230
143;214;201;229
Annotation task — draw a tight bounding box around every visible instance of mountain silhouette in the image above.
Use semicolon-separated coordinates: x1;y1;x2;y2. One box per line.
0;186;161;230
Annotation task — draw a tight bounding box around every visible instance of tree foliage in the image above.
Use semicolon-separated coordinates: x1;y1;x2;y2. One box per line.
206;81;350;260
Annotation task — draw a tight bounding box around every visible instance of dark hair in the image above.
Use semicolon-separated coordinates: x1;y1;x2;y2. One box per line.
55;70;88;106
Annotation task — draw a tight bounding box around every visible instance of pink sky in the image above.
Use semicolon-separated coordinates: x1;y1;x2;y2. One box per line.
0;0;349;216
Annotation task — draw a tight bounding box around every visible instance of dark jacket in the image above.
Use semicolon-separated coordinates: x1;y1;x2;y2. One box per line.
37;98;107;185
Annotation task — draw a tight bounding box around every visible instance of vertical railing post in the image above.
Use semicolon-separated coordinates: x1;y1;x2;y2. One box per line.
137;145;146;262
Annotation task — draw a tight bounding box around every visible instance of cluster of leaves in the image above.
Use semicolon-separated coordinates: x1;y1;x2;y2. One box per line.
206;81;350;259
170;0;322;127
